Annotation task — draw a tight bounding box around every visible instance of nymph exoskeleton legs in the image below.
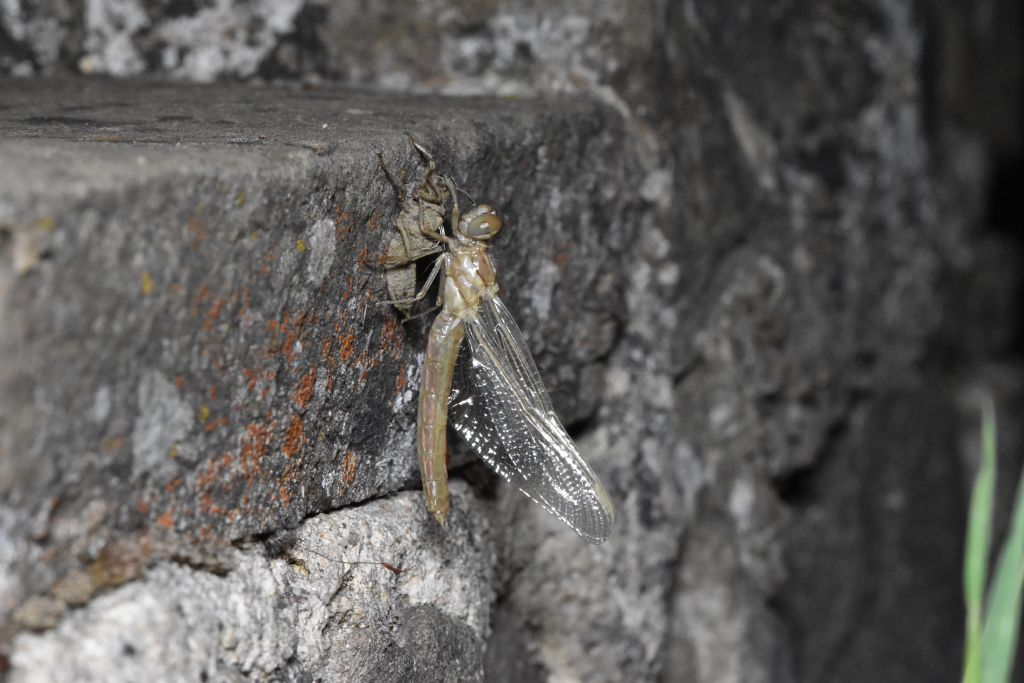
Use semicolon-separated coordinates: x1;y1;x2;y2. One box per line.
375;152;416;262
376;138;457;320
376;152;447;257
405;134;445;203
379;253;448;309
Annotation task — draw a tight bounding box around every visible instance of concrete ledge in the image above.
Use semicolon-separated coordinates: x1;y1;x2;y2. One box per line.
0;77;635;664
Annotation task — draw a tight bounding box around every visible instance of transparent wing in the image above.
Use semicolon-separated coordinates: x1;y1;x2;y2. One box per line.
448;295;614;543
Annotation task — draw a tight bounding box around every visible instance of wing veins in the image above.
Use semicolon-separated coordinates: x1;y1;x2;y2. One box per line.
448;296;613;543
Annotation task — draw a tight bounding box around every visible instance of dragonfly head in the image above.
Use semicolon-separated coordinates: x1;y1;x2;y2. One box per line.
457;204;503;242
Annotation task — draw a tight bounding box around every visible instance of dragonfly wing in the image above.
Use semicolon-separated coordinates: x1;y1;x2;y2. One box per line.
448;295;614;543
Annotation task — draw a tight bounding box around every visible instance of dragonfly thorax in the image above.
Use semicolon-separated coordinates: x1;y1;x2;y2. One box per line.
445;243;498;315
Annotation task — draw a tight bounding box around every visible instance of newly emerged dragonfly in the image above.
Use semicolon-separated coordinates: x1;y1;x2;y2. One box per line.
379;143;614;544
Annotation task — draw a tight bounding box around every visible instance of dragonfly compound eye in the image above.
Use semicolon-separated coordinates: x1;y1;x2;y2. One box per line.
459;205;503;241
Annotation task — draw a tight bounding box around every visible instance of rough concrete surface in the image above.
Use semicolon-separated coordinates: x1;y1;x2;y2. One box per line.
12;482;495;682
0;76;645;681
1;0;1020;682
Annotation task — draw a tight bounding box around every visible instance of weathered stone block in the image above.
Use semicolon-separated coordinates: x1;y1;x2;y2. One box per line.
1;77;638;680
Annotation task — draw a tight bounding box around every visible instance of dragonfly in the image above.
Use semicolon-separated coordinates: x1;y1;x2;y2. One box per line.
378;143;614;544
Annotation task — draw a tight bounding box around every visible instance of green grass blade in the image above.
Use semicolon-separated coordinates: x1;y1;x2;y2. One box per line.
981;464;1024;683
963;398;997;683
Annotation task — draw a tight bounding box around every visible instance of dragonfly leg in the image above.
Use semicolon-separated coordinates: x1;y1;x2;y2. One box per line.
374;152;417;262
416;196;448;244
376;152;404;196
406;132;436;171
440;175;461;230
378;253;446;307
403;135;474;222
452;183;476;207
405;133;448;206
400;303;441;322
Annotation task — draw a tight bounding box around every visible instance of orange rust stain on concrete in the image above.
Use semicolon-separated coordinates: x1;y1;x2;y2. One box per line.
340;450;360;491
379;316;402;350
193;452;237;517
203;297;224;332
195;284;210;305
339;273;356;302
135;499;150;515
267;309;316;363
165;478;183;493
365;209;382;232
282;415;304;458
293;368;317;410
203;416;229;433
195;453;234;494
244;368;257;393
356;244;371;271
323;331;344;372
197;495;214;515
353;352;380;374
338;331;357;363
266;312;287;357
335;208;353;235
192;284;210;318
195;481;226;511
197;488;226;515
209;385;218;400
156;512;175;529
280;328;302;363
240;422;272;476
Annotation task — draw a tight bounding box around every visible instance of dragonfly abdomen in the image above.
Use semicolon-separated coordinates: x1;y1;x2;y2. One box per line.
417;309;465;526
